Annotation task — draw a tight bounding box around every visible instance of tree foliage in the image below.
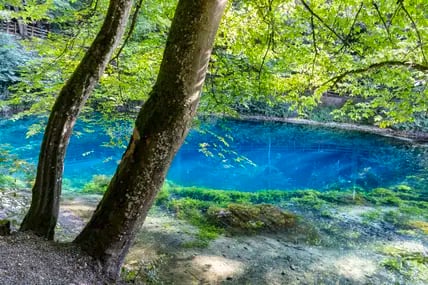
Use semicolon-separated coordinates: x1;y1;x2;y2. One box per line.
2;0;427;127
204;0;427;127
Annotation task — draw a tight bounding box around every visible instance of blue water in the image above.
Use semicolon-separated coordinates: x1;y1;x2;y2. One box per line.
0;116;426;191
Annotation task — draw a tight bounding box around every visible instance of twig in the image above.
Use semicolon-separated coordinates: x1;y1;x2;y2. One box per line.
346;2;363;42
257;0;275;94
300;0;345;43
399;1;428;64
372;1;393;46
388;2;401;29
337;2;363;54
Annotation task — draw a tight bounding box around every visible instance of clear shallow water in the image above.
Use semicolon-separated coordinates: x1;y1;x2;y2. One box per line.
0;117;426;191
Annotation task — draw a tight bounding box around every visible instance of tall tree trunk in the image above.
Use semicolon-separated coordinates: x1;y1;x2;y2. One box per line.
74;0;227;280
20;0;133;240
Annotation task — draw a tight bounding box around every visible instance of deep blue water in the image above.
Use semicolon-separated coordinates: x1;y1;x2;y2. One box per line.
0;117;426;191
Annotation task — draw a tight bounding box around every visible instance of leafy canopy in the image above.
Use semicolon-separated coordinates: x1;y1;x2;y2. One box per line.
2;0;427;128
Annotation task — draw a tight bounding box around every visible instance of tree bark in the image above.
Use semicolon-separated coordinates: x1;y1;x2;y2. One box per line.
20;0;133;239
74;0;227;280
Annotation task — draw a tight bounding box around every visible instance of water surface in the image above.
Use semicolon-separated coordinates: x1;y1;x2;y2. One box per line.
0;117;426;191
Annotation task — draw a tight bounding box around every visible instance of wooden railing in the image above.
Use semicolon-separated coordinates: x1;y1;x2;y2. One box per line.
0;20;48;39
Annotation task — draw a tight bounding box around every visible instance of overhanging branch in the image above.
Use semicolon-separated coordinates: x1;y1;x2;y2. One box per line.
320;60;428;88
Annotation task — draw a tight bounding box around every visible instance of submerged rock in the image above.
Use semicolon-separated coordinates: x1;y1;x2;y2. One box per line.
207;204;296;233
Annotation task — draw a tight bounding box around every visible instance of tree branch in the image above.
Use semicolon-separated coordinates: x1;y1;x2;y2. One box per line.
346;2;363;41
372;1;393;46
337;2;364;54
257;0;275;94
310;14;318;79
300;0;345;43
111;0;143;62
320;60;428;88
399;1;428;64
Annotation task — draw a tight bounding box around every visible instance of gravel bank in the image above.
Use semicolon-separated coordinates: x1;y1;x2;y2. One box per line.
0;232;106;285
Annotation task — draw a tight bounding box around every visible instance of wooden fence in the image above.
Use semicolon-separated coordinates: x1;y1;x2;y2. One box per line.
0;20;48;38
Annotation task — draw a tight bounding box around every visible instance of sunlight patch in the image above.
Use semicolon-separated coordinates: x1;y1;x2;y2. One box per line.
335;255;377;281
384;241;428;254
191;255;244;282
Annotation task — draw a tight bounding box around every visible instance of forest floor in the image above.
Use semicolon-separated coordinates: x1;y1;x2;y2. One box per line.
1;189;428;284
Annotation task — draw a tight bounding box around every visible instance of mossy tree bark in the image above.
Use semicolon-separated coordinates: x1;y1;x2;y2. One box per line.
74;0;227;280
20;0;133;239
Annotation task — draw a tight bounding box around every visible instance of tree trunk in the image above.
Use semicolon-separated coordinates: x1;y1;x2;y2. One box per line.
20;0;133;240
74;0;227;280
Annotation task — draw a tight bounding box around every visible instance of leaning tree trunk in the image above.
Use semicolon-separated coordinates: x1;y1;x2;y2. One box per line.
20;0;133;239
74;0;227;280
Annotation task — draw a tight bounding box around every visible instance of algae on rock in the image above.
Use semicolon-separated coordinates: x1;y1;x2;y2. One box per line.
207;204;296;234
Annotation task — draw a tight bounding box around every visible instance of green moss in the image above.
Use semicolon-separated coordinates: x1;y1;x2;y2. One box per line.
399;204;427;218
166;198;212;218
154;185;170;206
158;195;223;247
155;183;428;243
380;245;428;281
82;175;111;194
367;188;403;206
121;255;166;284
0;174;28;189
408;220;428;235
383;210;409;227
360;210;382;223
382;257;404;272
394;184;413;192
291;190;326;210
182;224;222;248
160;185;300;207
0;175;16;189
320;190;366;205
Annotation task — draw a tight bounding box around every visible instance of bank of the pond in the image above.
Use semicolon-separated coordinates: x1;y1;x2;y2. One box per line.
234;115;428;144
1;184;428;284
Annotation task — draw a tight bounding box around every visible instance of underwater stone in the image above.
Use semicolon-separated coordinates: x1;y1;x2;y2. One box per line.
207;204;296;234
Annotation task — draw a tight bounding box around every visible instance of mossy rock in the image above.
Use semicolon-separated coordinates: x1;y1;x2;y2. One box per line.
207;203;296;234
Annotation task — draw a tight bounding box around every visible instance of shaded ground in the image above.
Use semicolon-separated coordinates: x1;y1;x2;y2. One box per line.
0;233;106;285
1;189;428;284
